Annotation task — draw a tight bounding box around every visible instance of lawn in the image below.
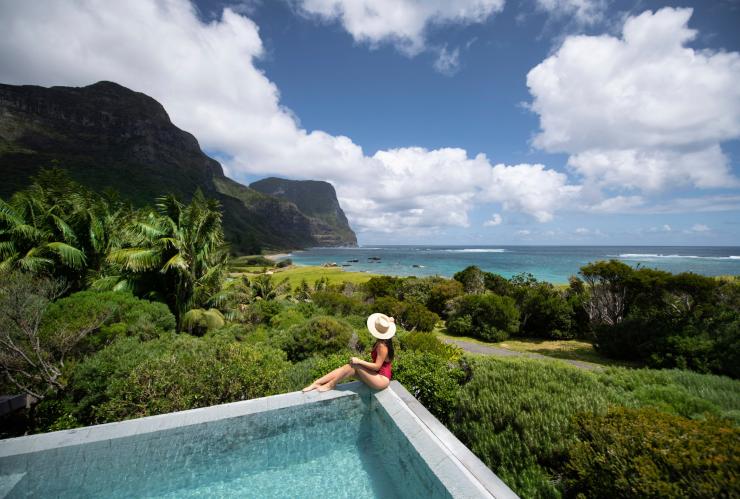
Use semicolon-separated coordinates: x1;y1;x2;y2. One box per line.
233;265;379;289
435;326;638;367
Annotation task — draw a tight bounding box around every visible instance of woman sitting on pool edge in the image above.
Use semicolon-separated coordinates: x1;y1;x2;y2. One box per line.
303;313;395;392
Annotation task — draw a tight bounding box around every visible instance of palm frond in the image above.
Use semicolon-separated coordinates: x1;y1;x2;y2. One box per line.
10;224;45;241
50;214;78;244
45;242;86;269
162;252;188;272
107;247;160;272
17;255;54;272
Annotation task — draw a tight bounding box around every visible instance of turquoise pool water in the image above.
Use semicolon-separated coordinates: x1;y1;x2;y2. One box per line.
0;394;450;498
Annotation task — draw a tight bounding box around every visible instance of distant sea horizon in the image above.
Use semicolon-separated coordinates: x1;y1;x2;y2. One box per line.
282;245;740;283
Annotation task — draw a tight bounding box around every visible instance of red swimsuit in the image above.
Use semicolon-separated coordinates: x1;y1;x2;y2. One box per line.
371;344;392;380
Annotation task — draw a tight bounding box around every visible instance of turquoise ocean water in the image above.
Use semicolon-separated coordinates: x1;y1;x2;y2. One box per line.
284;246;740;283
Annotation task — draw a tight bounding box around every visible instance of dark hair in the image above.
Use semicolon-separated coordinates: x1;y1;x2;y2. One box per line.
377;338;394;362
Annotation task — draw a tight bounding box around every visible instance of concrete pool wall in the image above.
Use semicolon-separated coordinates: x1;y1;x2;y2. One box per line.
0;381;518;498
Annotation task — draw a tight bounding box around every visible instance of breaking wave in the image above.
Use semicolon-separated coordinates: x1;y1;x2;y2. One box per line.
618;253;740;260
445;248;507;253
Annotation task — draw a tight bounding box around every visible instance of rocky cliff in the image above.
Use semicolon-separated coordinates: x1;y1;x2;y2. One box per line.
250;177;357;247
0;81;357;252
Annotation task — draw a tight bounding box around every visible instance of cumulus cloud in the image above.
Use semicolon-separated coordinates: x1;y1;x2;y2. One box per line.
0;0;576;236
295;0;504;55
527;7;740;192
484;213;503;227
481;163;581;222
689;224;710;233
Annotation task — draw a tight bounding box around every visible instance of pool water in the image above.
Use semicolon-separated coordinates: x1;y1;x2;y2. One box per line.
1;394;450;498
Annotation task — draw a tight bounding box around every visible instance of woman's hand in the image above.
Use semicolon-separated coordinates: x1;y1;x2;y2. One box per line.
350;356;361;366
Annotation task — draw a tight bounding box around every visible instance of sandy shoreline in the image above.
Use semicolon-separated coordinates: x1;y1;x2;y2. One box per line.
264;253;291;261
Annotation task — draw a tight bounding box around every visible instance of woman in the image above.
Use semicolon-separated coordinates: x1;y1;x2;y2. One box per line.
303;313;395;392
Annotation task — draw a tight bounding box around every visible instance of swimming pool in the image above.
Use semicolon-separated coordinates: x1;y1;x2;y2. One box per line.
0;382;517;498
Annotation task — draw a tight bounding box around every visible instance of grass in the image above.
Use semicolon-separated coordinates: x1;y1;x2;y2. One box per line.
495;338;641;367
435;325;638;368
233;265;379;289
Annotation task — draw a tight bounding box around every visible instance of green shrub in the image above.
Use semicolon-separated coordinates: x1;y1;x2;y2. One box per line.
400;332;462;361
447;293;519;341
276;258;292;268
63;335;181;425
42;290;175;348
451;358;621;497
596;366;740;423
448;358;740;498
453;266;486;294
484;272;512;296
363;275;403;298
94;335;290;421
275;315;356;362
312;290;368;316
240;255;274;266
270;307;310;330
398;277;440;305
426;279;464;317
583;262;740;377
565;407;740;499
393;350;466;423
285;351;354;390
517;283;574;339
370;295;406;318
243;299;283;324
180;308;225;335
401;302;439;332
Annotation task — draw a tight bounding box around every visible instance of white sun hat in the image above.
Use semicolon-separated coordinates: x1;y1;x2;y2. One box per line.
366;313;397;339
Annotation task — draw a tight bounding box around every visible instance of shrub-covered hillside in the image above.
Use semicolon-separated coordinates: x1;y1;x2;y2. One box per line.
1;175;738;498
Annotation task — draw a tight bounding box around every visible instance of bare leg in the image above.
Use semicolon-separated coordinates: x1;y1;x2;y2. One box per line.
317;364;355;391
303;364;353;392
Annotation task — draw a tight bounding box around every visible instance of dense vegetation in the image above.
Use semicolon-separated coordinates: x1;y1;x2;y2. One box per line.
1;172;738;498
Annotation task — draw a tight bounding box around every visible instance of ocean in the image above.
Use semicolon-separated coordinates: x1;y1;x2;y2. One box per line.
283;246;740;284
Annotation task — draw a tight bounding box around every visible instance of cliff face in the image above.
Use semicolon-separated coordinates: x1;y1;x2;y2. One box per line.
250;177;357;247
0;81;357;252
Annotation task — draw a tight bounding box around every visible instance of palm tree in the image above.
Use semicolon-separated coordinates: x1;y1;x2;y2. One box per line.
0;169;126;289
100;190;228;329
0;173;86;279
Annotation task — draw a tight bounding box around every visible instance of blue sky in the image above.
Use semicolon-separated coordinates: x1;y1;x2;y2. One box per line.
1;0;739;245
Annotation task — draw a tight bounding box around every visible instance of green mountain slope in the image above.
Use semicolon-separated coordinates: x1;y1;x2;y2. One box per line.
0;81;357;252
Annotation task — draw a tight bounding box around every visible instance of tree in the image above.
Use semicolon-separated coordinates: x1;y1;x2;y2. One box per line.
579;260;632;326
98;191;228;329
453;266;486;294
0;169;126;289
0;272;110;399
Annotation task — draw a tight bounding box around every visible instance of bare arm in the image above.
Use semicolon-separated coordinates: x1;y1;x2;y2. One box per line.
351;343;388;372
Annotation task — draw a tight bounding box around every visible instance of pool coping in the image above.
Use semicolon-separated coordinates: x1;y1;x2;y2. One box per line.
385;381;518;499
0;382;518;499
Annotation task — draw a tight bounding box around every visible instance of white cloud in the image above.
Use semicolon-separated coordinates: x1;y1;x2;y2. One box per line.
662;224;672;232
296;0;504;55
484;213;503;226
0;0;576;236
535;0;607;26
690;224;710;232
516;229;532;236
480;163;581;222
574;227;589;234
433;45;461;76
527;7;740;192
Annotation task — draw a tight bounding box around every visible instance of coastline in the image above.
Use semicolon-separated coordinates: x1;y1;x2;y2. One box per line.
281;245;740;284
264;253;291;262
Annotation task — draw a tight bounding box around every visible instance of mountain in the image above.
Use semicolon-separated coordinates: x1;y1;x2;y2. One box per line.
0;81;357;252
250;177;357;247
